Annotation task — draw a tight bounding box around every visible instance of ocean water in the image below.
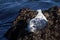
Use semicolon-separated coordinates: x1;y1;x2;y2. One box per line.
0;0;60;40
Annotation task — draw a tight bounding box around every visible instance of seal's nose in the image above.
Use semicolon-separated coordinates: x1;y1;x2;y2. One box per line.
27;22;37;32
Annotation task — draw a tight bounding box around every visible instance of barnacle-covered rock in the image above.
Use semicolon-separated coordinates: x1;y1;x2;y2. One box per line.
4;8;39;40
42;6;60;40
5;6;60;40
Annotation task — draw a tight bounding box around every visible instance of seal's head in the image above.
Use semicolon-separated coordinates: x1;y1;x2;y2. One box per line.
26;9;48;33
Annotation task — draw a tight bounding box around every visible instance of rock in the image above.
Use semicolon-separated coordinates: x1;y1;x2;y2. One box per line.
4;8;38;40
5;6;60;40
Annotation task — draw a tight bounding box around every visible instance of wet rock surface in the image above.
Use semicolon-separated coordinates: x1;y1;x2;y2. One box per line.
5;6;60;40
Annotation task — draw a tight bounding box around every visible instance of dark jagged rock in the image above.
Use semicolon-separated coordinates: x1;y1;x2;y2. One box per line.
42;6;60;40
5;6;60;40
4;8;38;40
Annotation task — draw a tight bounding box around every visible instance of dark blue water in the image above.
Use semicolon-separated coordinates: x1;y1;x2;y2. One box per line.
0;0;60;40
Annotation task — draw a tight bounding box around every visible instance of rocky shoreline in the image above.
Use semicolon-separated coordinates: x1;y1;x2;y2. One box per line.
5;6;60;40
